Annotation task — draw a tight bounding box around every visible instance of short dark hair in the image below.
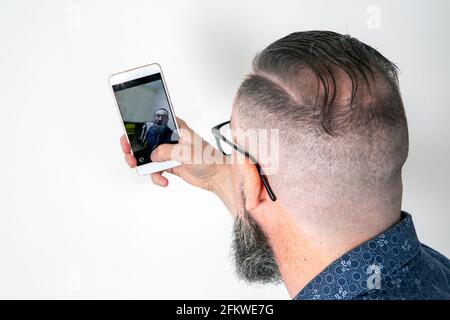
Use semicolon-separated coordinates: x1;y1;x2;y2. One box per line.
236;30;407;137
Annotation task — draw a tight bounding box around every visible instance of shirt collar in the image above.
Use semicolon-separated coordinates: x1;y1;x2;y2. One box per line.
294;211;421;300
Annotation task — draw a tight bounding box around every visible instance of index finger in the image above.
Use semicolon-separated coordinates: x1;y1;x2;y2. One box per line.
175;117;189;130
151;143;183;163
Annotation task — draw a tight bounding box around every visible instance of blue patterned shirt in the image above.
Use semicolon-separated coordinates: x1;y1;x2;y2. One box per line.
294;212;450;300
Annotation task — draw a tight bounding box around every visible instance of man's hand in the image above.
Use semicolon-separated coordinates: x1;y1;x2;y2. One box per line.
120;117;235;214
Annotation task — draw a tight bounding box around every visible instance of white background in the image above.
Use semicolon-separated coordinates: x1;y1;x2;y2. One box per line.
0;0;449;299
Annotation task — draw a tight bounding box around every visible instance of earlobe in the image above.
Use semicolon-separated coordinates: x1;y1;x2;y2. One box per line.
241;157;264;212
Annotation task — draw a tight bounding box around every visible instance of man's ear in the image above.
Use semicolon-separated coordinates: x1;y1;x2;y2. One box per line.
240;157;265;211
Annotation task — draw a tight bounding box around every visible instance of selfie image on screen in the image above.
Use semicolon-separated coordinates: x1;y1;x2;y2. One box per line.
113;74;179;166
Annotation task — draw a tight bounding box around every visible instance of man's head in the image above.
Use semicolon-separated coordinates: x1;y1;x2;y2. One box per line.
153;108;169;126
230;31;408;283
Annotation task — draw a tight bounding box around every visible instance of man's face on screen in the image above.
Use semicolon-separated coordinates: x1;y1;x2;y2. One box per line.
154;109;169;126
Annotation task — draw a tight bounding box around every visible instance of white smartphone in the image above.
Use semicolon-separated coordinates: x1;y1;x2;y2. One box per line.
109;63;181;175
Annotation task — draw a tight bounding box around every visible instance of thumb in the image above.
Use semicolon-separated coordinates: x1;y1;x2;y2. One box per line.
150;143;183;163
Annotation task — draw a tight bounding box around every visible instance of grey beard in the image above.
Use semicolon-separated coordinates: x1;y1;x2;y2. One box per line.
152;123;168;133
231;202;282;284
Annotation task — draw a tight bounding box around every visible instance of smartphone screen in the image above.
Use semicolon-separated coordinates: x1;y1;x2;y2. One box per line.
112;73;179;166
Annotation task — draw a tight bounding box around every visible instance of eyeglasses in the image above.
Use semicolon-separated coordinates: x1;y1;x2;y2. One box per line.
211;120;277;201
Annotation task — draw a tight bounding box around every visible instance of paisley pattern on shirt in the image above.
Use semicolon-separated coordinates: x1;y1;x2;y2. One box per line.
294;212;450;300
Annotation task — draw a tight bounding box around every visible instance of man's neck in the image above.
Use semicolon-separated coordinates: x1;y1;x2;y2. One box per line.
252;200;401;298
